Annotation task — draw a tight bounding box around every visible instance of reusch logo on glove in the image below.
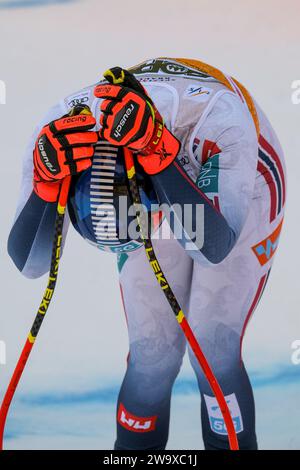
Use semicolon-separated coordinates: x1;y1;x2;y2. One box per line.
117;403;157;432
38;135;59;175
33;107;97;202
113;101;139;141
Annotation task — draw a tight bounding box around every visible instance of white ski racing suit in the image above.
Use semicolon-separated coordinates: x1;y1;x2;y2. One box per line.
8;58;286;450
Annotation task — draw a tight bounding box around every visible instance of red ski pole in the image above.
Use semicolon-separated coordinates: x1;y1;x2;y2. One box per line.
123;147;239;451
0;175;71;450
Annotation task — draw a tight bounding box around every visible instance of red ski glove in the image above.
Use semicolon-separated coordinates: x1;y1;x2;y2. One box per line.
33;105;98;202
94;67;180;175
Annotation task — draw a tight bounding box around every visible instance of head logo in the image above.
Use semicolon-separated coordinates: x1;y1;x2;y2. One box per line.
117;403;157;432
129;58;212;80
252;219;283;266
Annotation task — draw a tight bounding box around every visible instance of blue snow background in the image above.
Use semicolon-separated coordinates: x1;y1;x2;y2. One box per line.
3;365;300;449
0;0;76;8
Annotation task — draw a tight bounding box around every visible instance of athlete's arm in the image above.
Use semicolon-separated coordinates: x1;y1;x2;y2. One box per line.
7;104;66;278
138;92;258;264
193;93;258;235
7;102;97;279
94;69;258;264
186;92;258;263
8;193;59;278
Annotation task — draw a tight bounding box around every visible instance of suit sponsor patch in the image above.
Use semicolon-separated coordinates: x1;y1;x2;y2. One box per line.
204;393;244;435
117;403;157;432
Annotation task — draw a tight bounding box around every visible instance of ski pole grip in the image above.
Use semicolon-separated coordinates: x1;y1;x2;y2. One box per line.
58;104;93;212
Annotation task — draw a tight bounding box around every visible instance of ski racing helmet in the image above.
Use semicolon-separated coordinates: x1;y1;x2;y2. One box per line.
68;141;161;253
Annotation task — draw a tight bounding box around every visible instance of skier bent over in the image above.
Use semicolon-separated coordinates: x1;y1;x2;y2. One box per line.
8;58;286;450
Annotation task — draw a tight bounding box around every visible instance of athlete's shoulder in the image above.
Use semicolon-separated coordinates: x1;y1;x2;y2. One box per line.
209;91;255;127
193;92;258;167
